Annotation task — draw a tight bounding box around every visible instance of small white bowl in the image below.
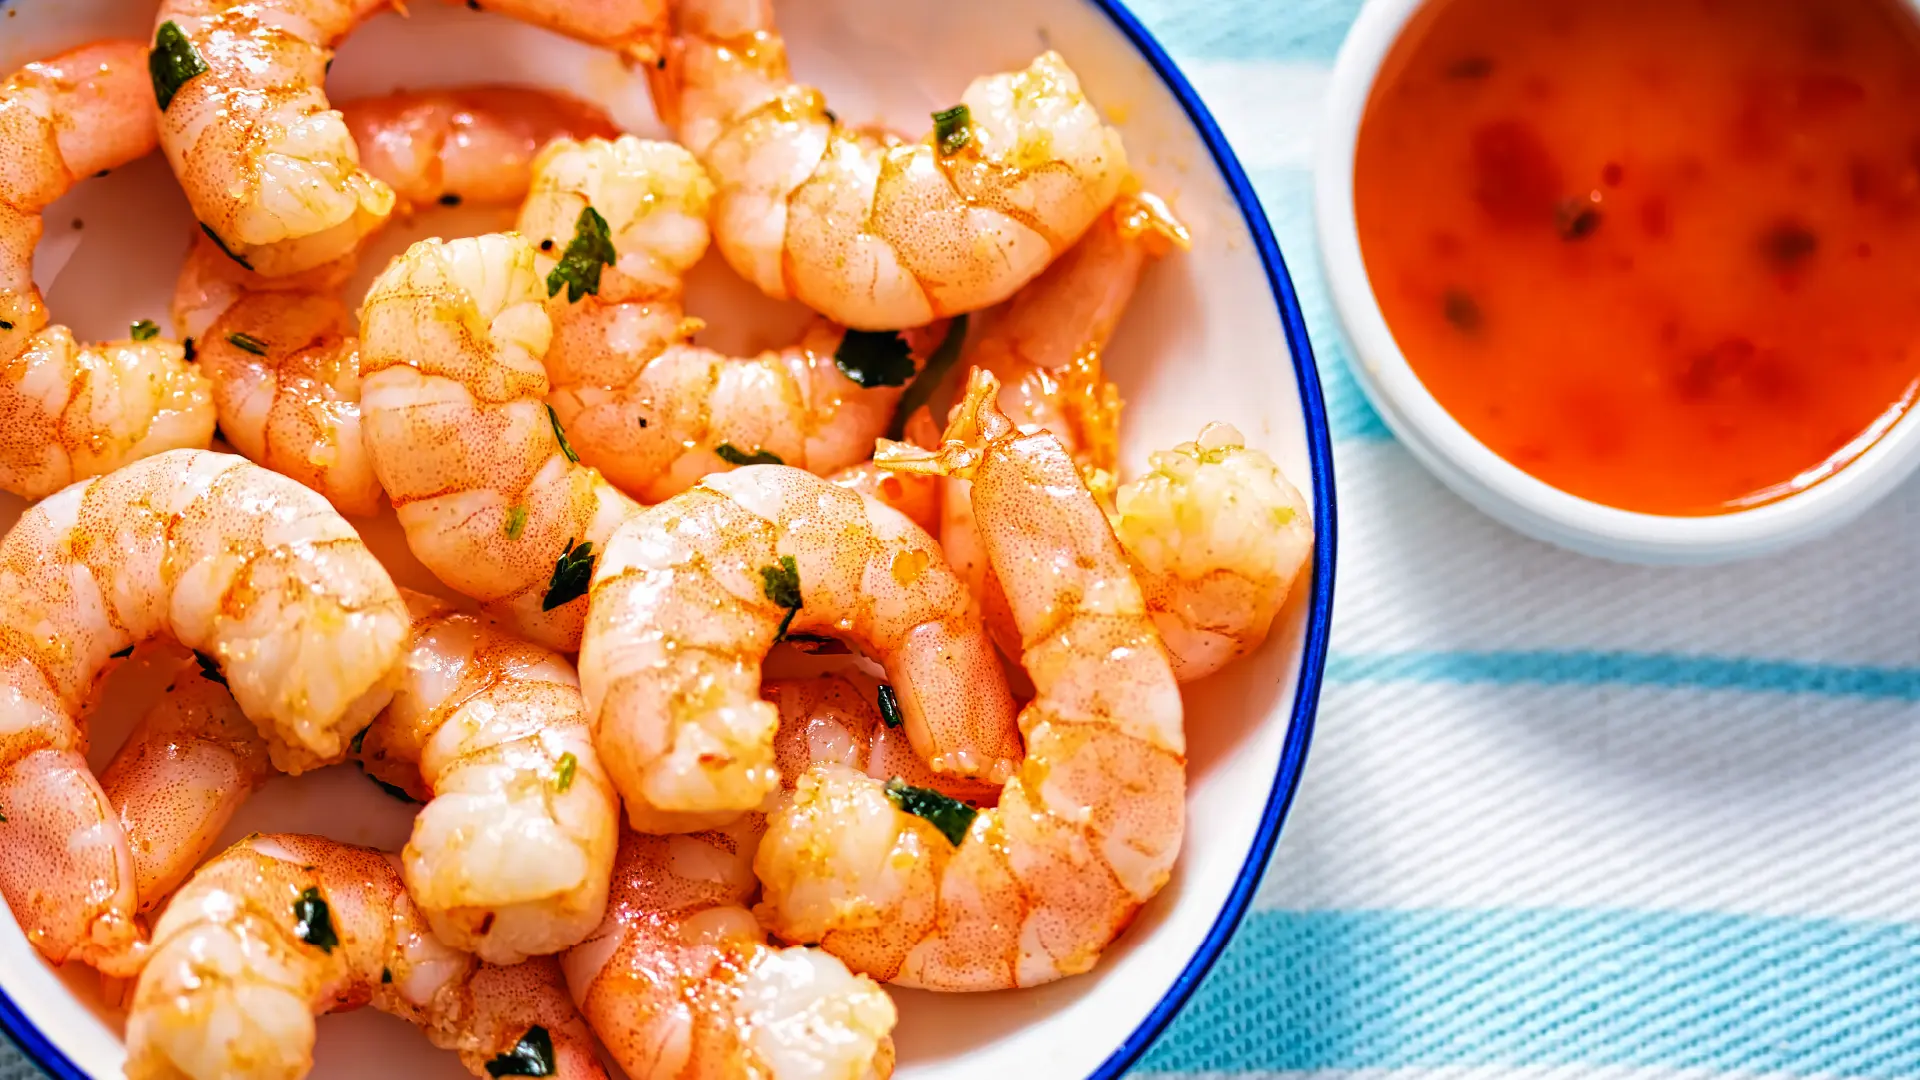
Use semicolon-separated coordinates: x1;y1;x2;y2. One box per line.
1316;0;1920;564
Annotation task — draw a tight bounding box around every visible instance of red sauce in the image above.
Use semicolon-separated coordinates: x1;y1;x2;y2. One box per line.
1355;0;1920;515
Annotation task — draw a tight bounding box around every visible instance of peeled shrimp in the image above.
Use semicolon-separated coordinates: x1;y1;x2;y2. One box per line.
149;0;663;276
357;590;618;964
580;464;1019;833
0;450;406;973
359;233;636;651
654;0;1129;330
125;833;607;1080
99;663;273;912
753;371;1184;990
174;88;617;515
768;674;999;806
0;40;213;500
516;135;948;501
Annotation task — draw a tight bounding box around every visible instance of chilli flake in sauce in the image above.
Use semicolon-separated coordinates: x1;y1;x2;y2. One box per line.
1356;0;1920;515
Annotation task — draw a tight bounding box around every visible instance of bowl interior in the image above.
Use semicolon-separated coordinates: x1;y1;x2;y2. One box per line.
0;0;1329;1076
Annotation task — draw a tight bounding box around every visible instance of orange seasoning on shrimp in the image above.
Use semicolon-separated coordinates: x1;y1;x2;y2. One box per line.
1355;0;1920;515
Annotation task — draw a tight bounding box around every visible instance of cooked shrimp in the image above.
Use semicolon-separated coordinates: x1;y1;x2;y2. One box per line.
517;135;949;501
357;590;618;964
150;0;660;276
359;233;637;651
175;88;617;516
1112;425;1313;681
654;0;1129;330
125;833;608;1080
754;370;1184;990
768;674;999;806
0;450;406;973
824;408;944;534
99;663;274;912
0;40;213;501
580;464;1019;833
563;822;897;1080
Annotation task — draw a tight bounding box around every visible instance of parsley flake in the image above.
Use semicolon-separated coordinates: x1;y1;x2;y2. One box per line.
199;223;252;270
877;684;904;729
130;319;160;342
715;443;783;467
759;555;802;639
109;644;135;660
381;967;392;984
505;503;528;539
226;331;268;356
546;404;578;463
887;314;968;439
292;886;338;953
833;329;916;388
193;650;228;687
361;765;419;804
350;725;369;755
885;777;976;846
485;1026;556;1077
545;206;616;303
0;320;13;331
554;752;577;793
542;538;595;611
932;104;972;156
149;21;208;113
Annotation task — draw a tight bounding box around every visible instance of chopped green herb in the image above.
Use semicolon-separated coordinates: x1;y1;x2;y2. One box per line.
877;684;904;729
193;650;228;687
438;193;463;207
759;554;802;640
291;886;338;953
554;752;577;793
885;777;976;846
350;725;369;755
200;223;252;269
542;538;595;611
380;967;392;984
546;404;578;463
149;21;208;112
505;503;528;539
932;104;972;156
130;319;160;342
485;1026;556;1077
183;337;196;361
545;206;616;302
833;329;916;388
109;644;135;659
714;442;783;467
0;320;13;331
887;313;968;439
362;766;420;804
226;331;268;356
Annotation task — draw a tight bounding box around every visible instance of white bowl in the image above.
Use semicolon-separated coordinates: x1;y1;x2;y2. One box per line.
1317;0;1920;564
0;0;1336;1077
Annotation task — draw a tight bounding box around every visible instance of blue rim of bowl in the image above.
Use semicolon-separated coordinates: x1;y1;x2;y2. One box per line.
0;1;1336;1077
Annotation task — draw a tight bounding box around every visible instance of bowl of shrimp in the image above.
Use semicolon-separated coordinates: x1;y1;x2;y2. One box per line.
0;0;1335;1076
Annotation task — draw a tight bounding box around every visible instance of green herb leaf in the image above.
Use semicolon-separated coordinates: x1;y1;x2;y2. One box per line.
545;206;617;303
505;503;528;539
183;337;197;361
149;21;208;113
226;331;268;356
877;684;904;729
833;329;916;389
200;222;252;270
542;538;595;612
0;321;13;331
714;443;783;467
350;725;369;755
130;319;160;342
932;104;972;156
885;777;976;846
380;967;392;984
193;650;228;687
292;886;338;953
438;193;463;207
554;752;577;793
759;554;802;638
109;644;135;660
887;313;968;440
546;404;578;463
360;764;420;804
486;1026;556;1078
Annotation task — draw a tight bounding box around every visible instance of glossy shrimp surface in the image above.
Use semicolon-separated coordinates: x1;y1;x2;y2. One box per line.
175;88;617;515
125;833;608;1080
358;591;618;964
655;0;1129;330
0;40;213;500
580;465;1020;833
359;233;636;651
517;135;944;501
0;450;406;973
753;371;1184;990
99;664;274;913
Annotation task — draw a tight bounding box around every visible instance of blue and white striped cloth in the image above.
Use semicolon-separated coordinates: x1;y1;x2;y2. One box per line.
8;1;1920;1077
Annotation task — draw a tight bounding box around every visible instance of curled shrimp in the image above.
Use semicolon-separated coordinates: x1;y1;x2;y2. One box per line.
357;590;618;964
753;370;1184;990
653;0;1129;330
579;464;1020;833
768;674;999;806
359;233;637;651
174;88;617;515
516;135;950;501
150;0;663;277
125;833;608;1080
0;40;213;500
99;663;274;912
0;450;407;973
